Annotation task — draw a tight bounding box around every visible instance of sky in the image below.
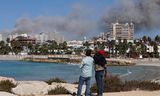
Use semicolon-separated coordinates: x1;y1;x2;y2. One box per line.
0;0;159;40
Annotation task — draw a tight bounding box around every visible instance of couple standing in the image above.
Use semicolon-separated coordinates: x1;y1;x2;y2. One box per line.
77;49;107;96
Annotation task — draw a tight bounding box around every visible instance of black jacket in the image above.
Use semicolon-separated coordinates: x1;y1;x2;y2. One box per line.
93;53;107;67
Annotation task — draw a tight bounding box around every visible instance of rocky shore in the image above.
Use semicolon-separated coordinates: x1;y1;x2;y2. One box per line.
1;76;160;96
0;76;85;96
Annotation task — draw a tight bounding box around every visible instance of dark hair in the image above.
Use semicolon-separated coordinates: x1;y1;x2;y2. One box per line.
85;49;92;56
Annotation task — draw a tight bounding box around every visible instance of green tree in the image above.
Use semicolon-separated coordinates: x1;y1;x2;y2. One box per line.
39;43;49;55
27;43;34;54
11;40;23;55
48;40;58;54
0;41;11;54
83;41;90;49
142;36;148;43
108;40;115;57
155;35;160;43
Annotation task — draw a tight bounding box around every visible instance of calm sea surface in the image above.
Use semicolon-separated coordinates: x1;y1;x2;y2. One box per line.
0;60;160;83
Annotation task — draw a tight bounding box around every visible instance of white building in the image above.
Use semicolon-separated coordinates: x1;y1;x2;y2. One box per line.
0;34;2;41
158;45;160;53
108;21;134;40
35;31;64;44
146;45;154;53
9;33;28;41
35;32;48;43
67;40;83;48
48;32;64;43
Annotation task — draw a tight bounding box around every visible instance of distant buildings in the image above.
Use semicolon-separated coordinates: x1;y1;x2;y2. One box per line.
47;31;64;44
9;33;28;41
0;34;2;41
67;40;83;48
10;33;36;44
35;32;48;44
8;31;64;44
108;21;134;40
34;31;64;44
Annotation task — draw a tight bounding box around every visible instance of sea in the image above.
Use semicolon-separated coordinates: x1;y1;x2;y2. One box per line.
0;60;160;83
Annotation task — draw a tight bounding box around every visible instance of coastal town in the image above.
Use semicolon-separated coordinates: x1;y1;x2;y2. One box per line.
0;21;159;62
0;0;160;96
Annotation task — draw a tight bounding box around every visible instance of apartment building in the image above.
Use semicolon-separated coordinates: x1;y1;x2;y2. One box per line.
109;21;134;40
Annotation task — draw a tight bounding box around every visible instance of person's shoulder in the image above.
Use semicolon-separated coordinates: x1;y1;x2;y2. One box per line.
86;56;94;60
83;56;91;59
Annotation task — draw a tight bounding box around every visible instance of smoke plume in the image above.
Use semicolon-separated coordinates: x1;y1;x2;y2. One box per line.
102;0;160;33
11;4;96;40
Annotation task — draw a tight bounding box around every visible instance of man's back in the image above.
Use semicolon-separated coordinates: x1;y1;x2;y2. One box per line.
80;56;94;77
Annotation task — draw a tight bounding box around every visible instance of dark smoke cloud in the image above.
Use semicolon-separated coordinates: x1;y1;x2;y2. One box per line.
102;0;160;32
11;4;97;40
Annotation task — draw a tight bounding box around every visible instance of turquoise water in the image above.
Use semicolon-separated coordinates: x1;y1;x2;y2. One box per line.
0;60;159;83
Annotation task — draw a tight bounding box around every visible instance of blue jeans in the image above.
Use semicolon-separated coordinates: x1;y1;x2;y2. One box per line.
95;70;104;96
77;76;91;96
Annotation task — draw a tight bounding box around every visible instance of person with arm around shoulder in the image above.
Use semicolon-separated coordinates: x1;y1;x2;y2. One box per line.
77;49;94;96
93;50;107;96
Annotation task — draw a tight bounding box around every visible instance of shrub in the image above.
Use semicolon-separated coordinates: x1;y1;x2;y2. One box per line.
90;83;97;93
91;75;160;92
48;86;70;95
45;77;66;85
103;75;123;92
123;80;160;91
91;75;123;92
0;80;16;92
72;81;79;84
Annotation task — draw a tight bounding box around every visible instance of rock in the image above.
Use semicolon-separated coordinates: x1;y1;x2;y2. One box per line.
12;81;50;96
0;92;17;96
50;83;85;94
0;76;17;85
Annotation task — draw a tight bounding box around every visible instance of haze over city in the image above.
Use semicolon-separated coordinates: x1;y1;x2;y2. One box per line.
0;0;160;40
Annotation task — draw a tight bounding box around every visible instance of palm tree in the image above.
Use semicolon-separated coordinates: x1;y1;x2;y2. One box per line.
140;43;147;57
34;43;40;54
155;35;160;43
108;40;115;57
117;39;128;57
0;41;8;54
58;41;67;50
148;36;152;44
150;41;158;58
48;40;58;54
39;43;49;55
27;43;34;54
142;36;148;43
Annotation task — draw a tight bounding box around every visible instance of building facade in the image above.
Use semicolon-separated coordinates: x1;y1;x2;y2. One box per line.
0;34;2;41
109;21;134;40
35;32;48;43
35;31;64;44
67;40;83;48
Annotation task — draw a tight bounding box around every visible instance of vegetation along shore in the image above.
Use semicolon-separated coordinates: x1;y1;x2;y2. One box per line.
22;55;135;66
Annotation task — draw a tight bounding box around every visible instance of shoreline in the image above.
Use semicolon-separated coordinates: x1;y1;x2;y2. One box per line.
0;55;160;66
